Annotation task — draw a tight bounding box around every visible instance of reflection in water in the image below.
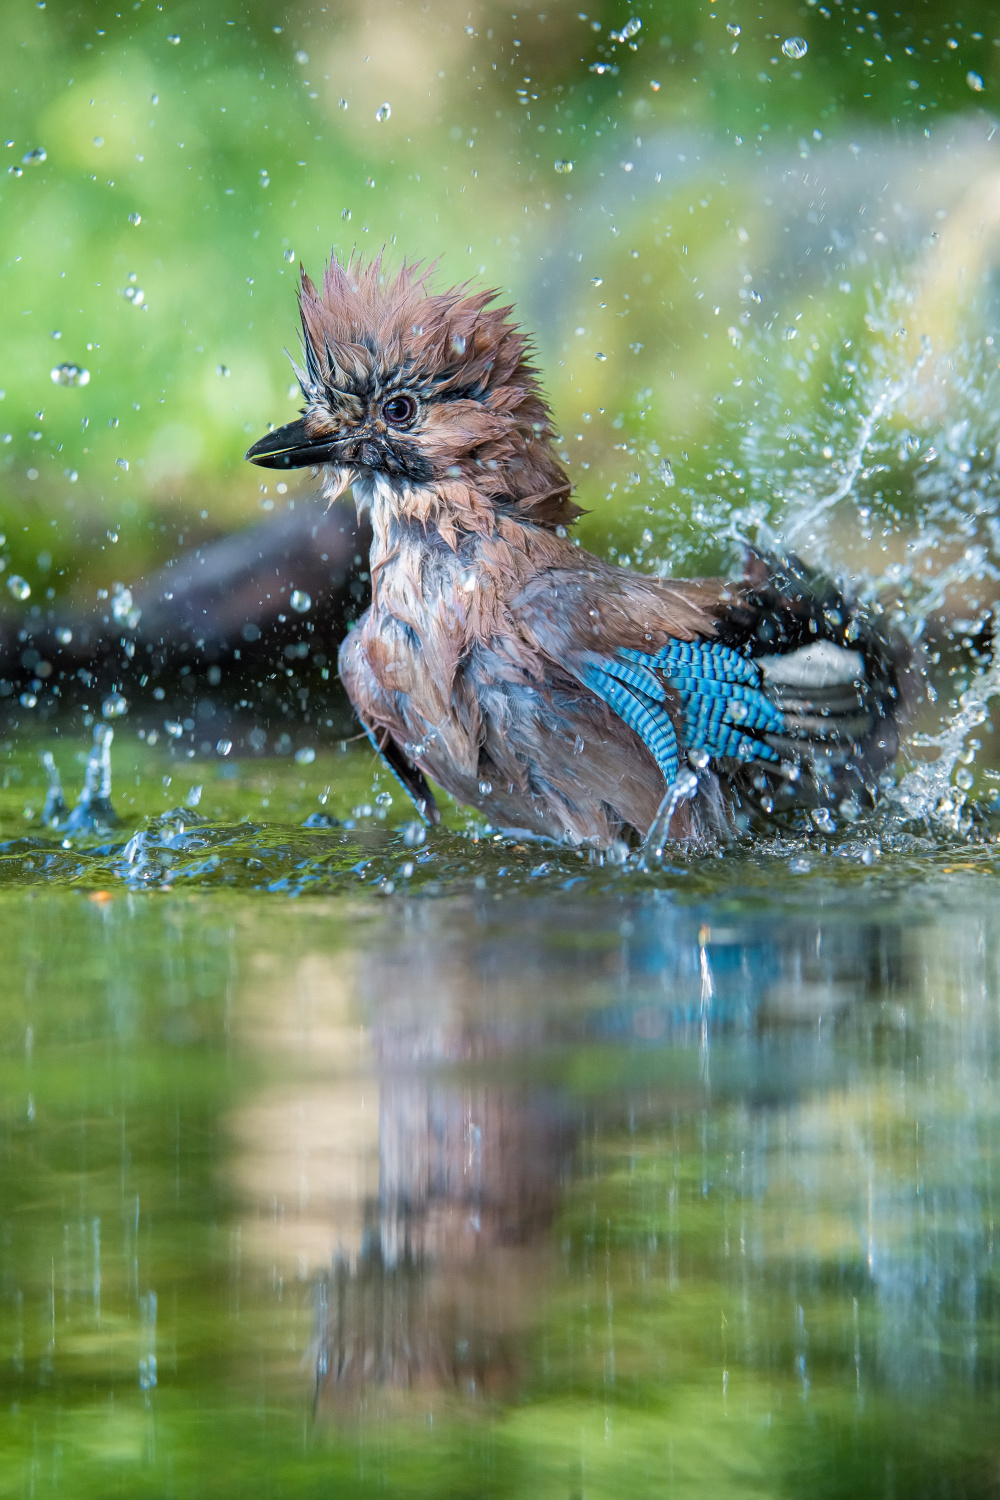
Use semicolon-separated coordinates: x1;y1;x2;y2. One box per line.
228;891;991;1427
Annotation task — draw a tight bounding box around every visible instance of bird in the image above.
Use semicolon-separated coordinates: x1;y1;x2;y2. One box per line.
246;252;912;849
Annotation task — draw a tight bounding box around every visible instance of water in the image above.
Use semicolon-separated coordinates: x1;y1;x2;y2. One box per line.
2;803;1000;1498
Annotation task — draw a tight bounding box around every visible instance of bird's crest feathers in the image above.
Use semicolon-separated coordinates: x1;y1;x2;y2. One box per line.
292;251;581;528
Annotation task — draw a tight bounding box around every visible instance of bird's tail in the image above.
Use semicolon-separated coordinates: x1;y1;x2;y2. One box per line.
713;549;918;816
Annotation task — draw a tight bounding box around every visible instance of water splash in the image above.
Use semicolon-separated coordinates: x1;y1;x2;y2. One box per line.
63;725;118;833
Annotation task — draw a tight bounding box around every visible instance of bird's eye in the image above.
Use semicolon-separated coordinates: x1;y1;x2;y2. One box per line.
381;394;418;428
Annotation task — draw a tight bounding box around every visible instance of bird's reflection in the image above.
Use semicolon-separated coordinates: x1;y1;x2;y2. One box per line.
230;896;921;1414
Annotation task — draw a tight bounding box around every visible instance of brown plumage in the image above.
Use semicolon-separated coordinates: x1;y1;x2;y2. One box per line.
247;253;912;847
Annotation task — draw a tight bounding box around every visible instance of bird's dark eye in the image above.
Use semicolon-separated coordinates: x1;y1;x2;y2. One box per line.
381;394;418;428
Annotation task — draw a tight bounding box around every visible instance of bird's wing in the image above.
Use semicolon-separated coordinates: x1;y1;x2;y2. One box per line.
510;559;782;786
511;547;911;808
578;639;784;785
363;721;441;825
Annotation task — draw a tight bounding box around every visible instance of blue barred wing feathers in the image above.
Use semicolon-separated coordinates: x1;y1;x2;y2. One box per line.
583;637;785;786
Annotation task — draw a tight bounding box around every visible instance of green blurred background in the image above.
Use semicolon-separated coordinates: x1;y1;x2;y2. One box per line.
1;0;999;605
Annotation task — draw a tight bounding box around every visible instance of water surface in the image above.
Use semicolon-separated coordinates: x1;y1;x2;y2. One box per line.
3;746;1000;1499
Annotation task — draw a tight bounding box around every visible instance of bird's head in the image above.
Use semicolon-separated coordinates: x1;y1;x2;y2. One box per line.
246;251;577;527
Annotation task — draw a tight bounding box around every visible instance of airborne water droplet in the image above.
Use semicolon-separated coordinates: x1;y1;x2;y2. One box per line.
294;747;316;765
781;36;808;60
967;71;985;92
102;693;128;719
283;248;295;262
7;576;30;601
22;147;46;165
128;211;141;226
290;589;311;613
375;102;391;122
554;158;574;174
217;364;230;377
478;780;493;796
50;364;90;387
167;32;180;43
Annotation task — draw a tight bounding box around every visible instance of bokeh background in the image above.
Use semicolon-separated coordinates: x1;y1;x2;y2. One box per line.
1;0;999;616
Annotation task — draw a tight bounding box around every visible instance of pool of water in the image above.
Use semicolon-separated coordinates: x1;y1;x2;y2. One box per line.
2;744;1000;1498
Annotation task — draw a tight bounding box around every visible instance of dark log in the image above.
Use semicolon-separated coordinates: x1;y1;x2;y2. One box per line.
0;497;372;753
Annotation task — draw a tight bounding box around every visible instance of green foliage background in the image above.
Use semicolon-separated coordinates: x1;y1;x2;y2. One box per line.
1;0;997;602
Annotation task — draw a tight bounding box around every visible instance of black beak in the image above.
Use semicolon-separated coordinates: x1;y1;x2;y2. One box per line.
244;416;336;469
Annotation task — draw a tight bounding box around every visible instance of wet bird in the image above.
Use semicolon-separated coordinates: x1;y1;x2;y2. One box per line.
247;254;911;847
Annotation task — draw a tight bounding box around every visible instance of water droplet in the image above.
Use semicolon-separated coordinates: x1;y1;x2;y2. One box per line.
365;175;375;188
554;158;574;174
338;97;348;110
283;248;295;262
375;790;392;807
186;784;202;807
375;102;391;122
102;693;128;718
7;165;22;177
811;806;836;833
128;211;141;225
165;721;184;739
290;588;311;613
294;746;316;765
573;734;585;755
50;363;90;388
781;36;808;60
650;79;661;91
295;49;308;64
595;351;607;361
402;821;426;847
217;364;230;377
22;147;46;165
19;693;36;709
55;627;72;645
115;457;129;471
216;738;232;756
657;457;675;487
967;71;985;92
167;33;180;44
7;576;30;601
93;137;105;148
110;586;140;627
259;170;270;187
478;779;493;796
340;207;351;221
620;16;641;38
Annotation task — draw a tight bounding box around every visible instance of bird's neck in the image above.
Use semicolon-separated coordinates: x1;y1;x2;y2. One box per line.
352;469;570;631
